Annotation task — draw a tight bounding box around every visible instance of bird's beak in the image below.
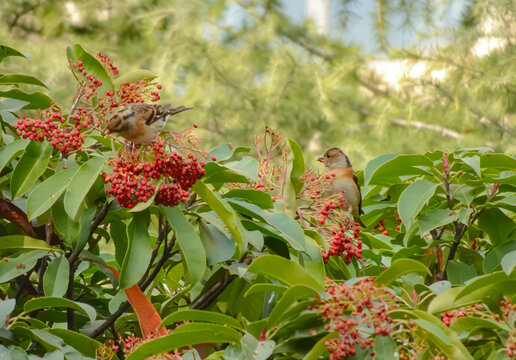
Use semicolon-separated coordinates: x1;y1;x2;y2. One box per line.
317;157;324;163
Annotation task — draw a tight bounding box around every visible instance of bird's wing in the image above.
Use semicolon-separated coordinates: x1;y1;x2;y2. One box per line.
130;104;157;126
352;172;364;215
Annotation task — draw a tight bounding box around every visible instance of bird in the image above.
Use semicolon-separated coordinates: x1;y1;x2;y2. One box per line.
317;147;365;227
106;103;192;144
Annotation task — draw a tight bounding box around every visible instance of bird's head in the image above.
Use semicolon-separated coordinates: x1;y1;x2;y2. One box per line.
317;147;352;168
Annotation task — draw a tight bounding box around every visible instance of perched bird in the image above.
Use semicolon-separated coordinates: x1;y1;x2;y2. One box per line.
317;147;365;227
106;103;192;144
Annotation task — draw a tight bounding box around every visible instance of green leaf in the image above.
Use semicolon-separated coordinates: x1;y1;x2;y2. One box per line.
0;139;29;169
417;209;458;236
0;98;29;112
455;271;516;303
11;140;52;199
0;45;30;63
47;328;103;358
51;195;79;245
124;323;242;360
397;180;438;228
192;181;248;255
459;155;481;177
477;208;515;245
450;317;511;333
27;168;79;220
199;220;235;266
287;139;305;194
374;258;431;286
0;74;48;88
303;332;339;360
160;310;243;330
244;284;287;297
480;153;516;170
248;255;323;292
364;153;398;185
240;333;274;360
502;250;516;275
209;144;250;162
66;44;114;95
113;69;157;87
24;297;96;322
63;156;105;219
0;251;49;284
0;298;15;327
373;336;398;360
428;287;469;314
267;285;318;328
366;154;432;186
483;240;516;274
0;235;55;252
43;256;69;297
119;210;151;289
0;89;52;110
164;206;206;285
300;234;325;285
227;199;305;251
222;156;258;182
222;189;274;209
446;261;477;285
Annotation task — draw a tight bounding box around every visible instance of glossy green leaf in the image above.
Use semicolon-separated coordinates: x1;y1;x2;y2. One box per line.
209;143;250;162
0;139;29;169
287;138;305;194
199;220;235;266
24;297;96;322
240;333;274;360
26;168;79;220
0;235;55;252
366;154;432;186
248;255;323;292
160;310;243;330
66;44;114;95
0;45;30;63
455;271;516;302
303;332;339;360
164;206;206;285
223;156;258;182
192;181;247;255
0;250;48;283
450;317;511;333
113;69;157;87
244;284;287;297
480;153;516;170
502;250;516;275
446;260;477;285
267;285;318;328
203;161;252;185
119;210;151;289
459;155;481;176
300;234;325;285
11;140;52;199
373;335;398;360
397;180;438;228
222;189;274;209
0;74;48;88
43;256;69;297
428;287;469;314
124;323;241;360
0;89;52;110
477;208;515;245
63;156;105;219
374;258;431;286
0;298;15;327
51;195;80;245
227;199;305;251
417;208;458;236
48;328;103;358
483;240;516;274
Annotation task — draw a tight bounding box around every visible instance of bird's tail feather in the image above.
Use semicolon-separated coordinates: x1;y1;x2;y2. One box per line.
167;105;193;116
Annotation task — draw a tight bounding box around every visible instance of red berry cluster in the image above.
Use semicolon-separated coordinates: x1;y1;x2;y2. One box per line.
103;142;205;208
96;52;119;77
322;225;362;264
117;80;161;105
311;278;397;359
97;331;180;360
14;111;85;154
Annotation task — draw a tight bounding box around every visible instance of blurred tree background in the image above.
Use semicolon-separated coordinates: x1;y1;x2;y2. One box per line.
1;0;514;166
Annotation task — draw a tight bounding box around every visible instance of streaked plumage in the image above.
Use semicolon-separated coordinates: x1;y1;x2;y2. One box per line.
106;103;192;144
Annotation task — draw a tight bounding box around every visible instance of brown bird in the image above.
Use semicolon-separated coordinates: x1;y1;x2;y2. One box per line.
106;103;192;144
317;147;365;227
